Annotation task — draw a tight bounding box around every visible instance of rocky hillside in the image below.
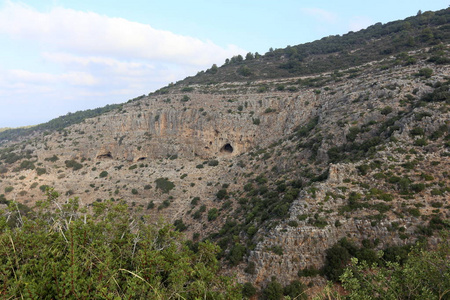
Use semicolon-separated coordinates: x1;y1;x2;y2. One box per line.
0;8;449;295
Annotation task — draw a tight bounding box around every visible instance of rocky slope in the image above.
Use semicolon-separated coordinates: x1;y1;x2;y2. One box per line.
0;43;449;293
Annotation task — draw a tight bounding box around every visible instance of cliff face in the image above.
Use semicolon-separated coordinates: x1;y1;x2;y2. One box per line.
74;92;313;161
0;49;449;288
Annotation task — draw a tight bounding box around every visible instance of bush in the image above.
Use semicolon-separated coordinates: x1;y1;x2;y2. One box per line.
131;188;138;195
65;160;83;171
207;160;219;166
341;241;450;300
242;282;257;298
244;261;256;274
262;277;283;300
207;208;218;221
380;106;393;115
44;155;59;162
417;67;433;78
99;171;108;178
216;189;227;200
173;219;187;232
4;186;13;193
154;178;175;193
39;185;50;192
36;168;46;176
322;239;356;281
283;280;307;300
228;243;246;266
298;266;320;277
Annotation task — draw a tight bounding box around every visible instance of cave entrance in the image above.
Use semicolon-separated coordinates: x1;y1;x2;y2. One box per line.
220;143;234;154
97;152;112;159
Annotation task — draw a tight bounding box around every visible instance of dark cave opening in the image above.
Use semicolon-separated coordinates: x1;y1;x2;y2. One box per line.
221;143;234;153
97;152;112;159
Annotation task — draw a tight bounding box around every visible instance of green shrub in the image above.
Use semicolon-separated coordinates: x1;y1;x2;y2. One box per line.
414;138;428;146
228;243;246;266
216;189;227;200
262;277;283;300
298;266;320;277
207;160;219;166
381;106;393;115
283;280;307;300
4;186;13;193
39;185;50;192
44;155;59;162
242;282;257;298
99;171;108;178
207;208;218;221
288;220;298;227
417;67;433;78
410;127;425;136
173;219;187;232
36;168;46;176
244;262;256;275
154;178;175;193
65;160;83;171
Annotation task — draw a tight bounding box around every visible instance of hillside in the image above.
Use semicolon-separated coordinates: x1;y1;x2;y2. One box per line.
0;7;449;298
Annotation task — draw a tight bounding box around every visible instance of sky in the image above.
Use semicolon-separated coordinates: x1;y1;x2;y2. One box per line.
0;0;448;128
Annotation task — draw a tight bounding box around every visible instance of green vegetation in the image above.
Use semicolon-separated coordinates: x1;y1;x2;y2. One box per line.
341;237;450;300
154;178;175;193
0;190;242;299
65;159;83;171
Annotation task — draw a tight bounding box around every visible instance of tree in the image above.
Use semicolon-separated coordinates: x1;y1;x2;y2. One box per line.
210;64;218;74
340;237;450;300
238;66;252;77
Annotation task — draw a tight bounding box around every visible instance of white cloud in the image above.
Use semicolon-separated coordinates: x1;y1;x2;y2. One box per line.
8;69;98;86
0;1;246;127
0;1;243;66
301;8;338;23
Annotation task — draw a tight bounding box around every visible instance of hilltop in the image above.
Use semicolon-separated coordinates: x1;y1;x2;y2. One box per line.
0;7;449;298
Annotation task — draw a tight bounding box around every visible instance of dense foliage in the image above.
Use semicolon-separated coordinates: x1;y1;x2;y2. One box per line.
340;237;450;300
0;189;242;299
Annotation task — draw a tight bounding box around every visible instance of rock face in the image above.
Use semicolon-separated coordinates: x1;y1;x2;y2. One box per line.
0;52;449;290
72;92;315;162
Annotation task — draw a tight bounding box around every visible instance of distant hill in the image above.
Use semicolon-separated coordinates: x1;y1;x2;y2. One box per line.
171;7;450;86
